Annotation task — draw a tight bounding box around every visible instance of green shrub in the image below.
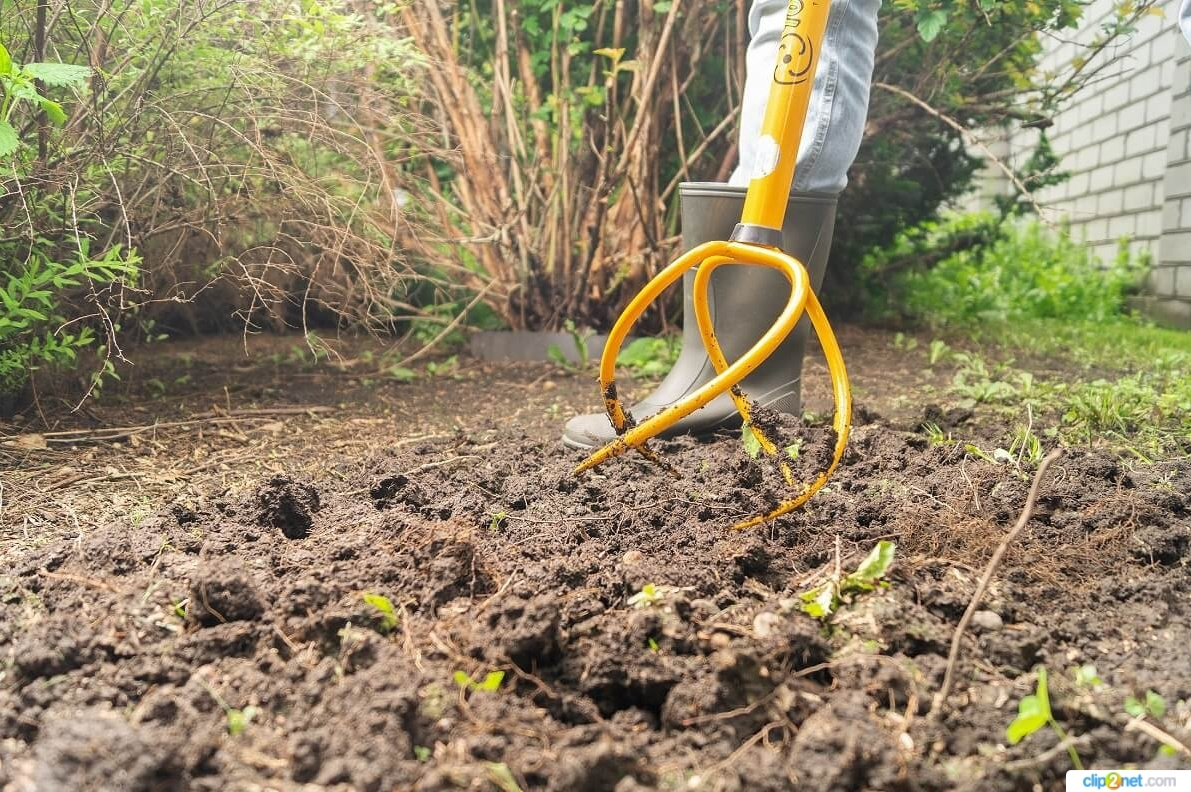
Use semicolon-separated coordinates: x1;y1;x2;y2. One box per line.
2;42;141;406
863;213;1147;326
0;242;140;402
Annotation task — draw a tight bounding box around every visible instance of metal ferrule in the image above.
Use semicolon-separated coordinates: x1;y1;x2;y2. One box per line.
730;223;784;248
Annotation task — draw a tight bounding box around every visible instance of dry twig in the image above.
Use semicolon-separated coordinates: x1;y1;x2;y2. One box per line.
930;447;1063;718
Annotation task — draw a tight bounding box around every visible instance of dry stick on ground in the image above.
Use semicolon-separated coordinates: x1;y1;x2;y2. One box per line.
929;447;1064;719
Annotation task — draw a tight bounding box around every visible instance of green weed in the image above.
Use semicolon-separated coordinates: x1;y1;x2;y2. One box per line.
883;213;1146;326
1124;690;1166;720
1006;667;1082;769
617;336;681;379
800;541;896;621
361;592;399;634
628;583;679;609
547;319;593;372
453;670;505;693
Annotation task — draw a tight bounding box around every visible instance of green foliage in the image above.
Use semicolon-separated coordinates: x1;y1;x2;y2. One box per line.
617;336;681;379
865;213;1146;326
826;0;1152;319
225;705;259;737
800;541;896;621
1124;690;1167;720
0;241;140;401
361;592;398;634
0;42;90;157
1005;667;1083;769
628;582;672;610
1;0;460;405
453;670;505;693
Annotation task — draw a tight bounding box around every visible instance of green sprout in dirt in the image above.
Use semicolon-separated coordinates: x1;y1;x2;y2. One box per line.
195;677;259;737
453;669;505;693
800;540;896;620
361;592;398;634
627;582;681;609
547;319;593;372
1006;667;1083;769
1124;689;1166;720
486;762;526;792
742;425;801;462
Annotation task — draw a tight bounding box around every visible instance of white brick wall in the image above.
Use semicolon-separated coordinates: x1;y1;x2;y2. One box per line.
973;0;1191;326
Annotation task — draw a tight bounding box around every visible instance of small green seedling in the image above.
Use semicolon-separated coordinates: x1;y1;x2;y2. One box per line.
361;592;398;633
486;762;526;792
800;540;896;620
1006;667;1082;769
454;670;505;693
628;582;678;609
1072;665;1104;689
1124;689;1166;719
413;745;432;762
226;705;259;737
195;676;259;737
741;424;801;461
928;339;951;366
547;319;592;372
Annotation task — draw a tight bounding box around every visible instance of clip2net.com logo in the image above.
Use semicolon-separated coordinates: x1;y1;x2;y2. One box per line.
1069;771;1188;790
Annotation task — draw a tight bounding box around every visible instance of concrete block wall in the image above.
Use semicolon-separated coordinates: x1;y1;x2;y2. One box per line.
973;0;1191;326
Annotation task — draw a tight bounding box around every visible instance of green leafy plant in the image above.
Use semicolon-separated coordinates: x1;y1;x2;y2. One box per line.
617;336;681;379
1006;667;1082;769
1124;690;1166;720
0;43;90;157
547;319;593;372
361;592;398;634
628;582;680;609
226;705;259;737
876;214;1146;327
453;670;505;693
0;243;141;402
801;541;896;620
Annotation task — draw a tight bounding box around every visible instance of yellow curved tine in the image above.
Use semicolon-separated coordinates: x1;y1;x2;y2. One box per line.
731;283;852;530
689;243;808;464
574;242;810;474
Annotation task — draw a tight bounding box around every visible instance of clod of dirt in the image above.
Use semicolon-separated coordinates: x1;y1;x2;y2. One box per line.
253;473;320;539
787;691;900;791
474;593;561;669
187;558;265;627
370;473;429;510
548;737;648;791
28;709;183;792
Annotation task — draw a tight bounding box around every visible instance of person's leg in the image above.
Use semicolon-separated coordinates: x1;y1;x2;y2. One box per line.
1181;0;1191;46
562;0;881;450
732;0;880;192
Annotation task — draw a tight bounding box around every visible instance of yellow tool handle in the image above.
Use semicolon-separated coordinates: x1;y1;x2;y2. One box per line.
738;0;832;236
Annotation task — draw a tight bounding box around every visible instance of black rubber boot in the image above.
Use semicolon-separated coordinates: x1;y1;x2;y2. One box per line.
562;182;836;450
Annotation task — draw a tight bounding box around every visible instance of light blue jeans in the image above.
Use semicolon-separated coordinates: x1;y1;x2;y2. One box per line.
729;0;883;193
1181;0;1191;46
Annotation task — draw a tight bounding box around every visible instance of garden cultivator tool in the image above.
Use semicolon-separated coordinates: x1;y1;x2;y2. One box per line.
574;0;852;530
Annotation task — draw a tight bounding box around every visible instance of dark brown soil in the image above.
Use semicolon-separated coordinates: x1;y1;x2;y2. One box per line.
2;328;1190;791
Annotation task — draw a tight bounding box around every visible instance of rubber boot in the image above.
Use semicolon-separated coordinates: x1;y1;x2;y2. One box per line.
562;182;836;450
